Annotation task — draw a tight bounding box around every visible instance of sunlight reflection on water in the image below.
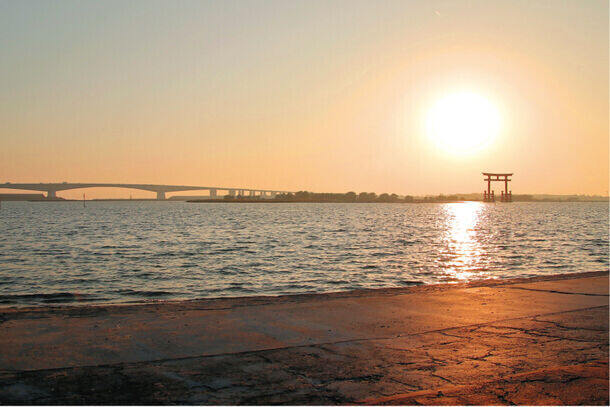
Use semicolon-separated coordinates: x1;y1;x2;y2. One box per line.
441;202;484;281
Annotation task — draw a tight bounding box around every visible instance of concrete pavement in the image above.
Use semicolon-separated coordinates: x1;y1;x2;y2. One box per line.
0;271;607;404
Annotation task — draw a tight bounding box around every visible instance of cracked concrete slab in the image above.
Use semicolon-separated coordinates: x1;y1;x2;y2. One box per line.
363;360;609;405
0;271;607;404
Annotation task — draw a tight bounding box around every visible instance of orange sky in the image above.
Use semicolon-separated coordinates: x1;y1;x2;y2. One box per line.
1;0;608;199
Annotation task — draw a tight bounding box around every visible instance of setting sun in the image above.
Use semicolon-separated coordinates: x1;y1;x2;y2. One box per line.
427;92;501;155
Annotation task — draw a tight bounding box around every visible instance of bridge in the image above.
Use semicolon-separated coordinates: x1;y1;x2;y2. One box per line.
0;183;293;200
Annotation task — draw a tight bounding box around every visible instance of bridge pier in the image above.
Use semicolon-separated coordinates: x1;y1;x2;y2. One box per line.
46;190;57;199
156;191;166;200
209;189;217;198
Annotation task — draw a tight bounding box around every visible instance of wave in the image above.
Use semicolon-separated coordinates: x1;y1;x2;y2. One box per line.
0;292;105;304
115;289;179;297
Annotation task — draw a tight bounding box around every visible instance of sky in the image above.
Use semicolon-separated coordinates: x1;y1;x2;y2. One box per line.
0;0;608;198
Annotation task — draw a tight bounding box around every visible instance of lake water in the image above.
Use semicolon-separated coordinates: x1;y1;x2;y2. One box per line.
0;201;607;306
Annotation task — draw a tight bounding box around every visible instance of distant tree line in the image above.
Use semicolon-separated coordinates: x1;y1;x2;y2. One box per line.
512;194;608;202
276;191;405;202
218;191;609;203
228;191;470;203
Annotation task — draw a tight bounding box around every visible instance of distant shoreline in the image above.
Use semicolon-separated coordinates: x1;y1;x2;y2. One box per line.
0;195;606;203
188;199;470;203
185;199;609;204
4;198;607;203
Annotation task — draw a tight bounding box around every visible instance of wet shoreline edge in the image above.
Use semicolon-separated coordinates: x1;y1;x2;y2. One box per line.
1;270;606;316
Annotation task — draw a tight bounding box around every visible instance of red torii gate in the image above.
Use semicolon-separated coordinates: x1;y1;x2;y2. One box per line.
483;172;513;202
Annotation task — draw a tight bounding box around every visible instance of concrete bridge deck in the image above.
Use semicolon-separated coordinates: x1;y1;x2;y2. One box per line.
0;271;607;404
0;182;292;200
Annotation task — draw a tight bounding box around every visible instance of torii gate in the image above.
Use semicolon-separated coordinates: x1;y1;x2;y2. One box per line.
483;172;513;202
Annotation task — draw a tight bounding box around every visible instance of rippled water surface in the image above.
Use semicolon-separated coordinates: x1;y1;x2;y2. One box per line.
0;201;607;306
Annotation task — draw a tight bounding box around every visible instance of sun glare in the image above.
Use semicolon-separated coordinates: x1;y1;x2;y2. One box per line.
427;92;500;155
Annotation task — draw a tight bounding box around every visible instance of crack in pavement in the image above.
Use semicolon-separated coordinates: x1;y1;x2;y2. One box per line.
430;373;454;384
489;324;603;343
506;286;609;296
533;317;608;332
